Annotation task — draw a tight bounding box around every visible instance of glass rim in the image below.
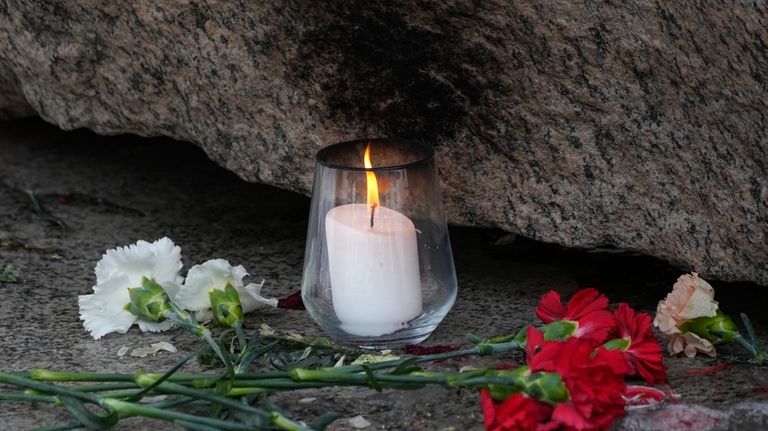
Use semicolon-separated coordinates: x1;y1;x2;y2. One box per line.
315;138;435;172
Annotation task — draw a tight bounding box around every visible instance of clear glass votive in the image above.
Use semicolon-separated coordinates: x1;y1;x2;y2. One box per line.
301;138;457;348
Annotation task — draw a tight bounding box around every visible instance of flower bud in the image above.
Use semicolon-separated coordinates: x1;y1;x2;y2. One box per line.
124;277;172;322
209;283;244;327
486;367;529;400
679;311;738;343
523;372;569;403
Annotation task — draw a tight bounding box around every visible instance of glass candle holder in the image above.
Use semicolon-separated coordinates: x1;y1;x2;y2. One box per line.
301;138;457;348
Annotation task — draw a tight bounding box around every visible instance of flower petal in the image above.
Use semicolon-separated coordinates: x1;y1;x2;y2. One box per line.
654;273;719;337
574;309;616;343
565;288;610;320
95;237;183;286
78;276;136;340
195;308;214;323
535;291;567;323
678;280;718;320
242;281;278;310
623;385;666;408
613;303;667;384
668;332;716;358
160;280;181;300
137;319;176;333
175;259;244;311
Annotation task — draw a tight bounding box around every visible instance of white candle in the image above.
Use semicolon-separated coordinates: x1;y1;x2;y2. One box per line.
325;203;422;336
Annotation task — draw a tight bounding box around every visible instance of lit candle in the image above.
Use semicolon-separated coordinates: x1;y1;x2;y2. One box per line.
325;144;422;336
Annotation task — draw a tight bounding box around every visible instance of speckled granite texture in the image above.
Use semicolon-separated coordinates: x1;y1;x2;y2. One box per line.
1;120;767;430
0;1;766;285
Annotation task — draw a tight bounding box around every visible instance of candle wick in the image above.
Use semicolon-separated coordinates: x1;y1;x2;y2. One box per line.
370;203;377;228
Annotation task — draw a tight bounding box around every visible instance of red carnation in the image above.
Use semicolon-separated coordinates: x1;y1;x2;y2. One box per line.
610;303;667;384
481;390;552;431
527;327;630;431
535;288;616;343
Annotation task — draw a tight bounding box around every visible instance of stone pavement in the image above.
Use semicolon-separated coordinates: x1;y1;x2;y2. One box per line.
0;119;766;430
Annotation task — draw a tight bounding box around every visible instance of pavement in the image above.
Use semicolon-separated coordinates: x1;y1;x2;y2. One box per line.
0;118;766;430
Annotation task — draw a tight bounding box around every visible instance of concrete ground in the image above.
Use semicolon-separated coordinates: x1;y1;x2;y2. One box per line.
0;119;766;430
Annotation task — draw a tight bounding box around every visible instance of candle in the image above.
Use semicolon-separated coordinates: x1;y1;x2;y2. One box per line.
324;145;422;336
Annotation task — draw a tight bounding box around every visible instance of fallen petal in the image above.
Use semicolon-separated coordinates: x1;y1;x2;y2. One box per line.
405;344;456;356
259;323;276;336
130;341;177;357
685;363;730;376
277;291;305;310
623;385;666;408
348;415;371;429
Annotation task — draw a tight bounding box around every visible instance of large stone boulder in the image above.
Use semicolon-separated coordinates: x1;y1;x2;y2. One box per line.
1;1;766;284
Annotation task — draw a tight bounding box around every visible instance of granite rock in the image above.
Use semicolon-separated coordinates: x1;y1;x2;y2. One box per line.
0;1;766;284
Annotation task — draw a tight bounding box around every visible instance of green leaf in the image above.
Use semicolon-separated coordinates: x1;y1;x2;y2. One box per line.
603;337;630;351
362;366;383;392
127;353;196;402
392;358;422;375
513;325;532;345
541;320;578;340
0;264;22;283
26;191;67;230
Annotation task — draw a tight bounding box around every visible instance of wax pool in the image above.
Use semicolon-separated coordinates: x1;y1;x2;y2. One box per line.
325;203;422;336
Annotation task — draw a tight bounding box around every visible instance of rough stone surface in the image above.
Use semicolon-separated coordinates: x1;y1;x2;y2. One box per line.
1;120;767;430
0;2;767;284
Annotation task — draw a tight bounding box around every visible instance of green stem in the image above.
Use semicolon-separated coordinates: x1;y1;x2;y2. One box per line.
734;334;757;356
226;381;342;396
734;334;765;366
289;368;521;391
88;389;147;399
30;370;135;382
227;387;271;396
135;379;270;421
0;373;102;405
164;307;234;377
291;369;440;385
232;379;331;389
75;383;141;393
233;321;247;352
109;395;309;431
202;331;235;377
740;313;766;365
22;341;521;387
0;391;59;403
271;411;313;431
29;397;199;431
102;398;256;431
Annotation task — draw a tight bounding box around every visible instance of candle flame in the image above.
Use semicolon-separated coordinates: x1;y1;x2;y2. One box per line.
364;144;379;223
